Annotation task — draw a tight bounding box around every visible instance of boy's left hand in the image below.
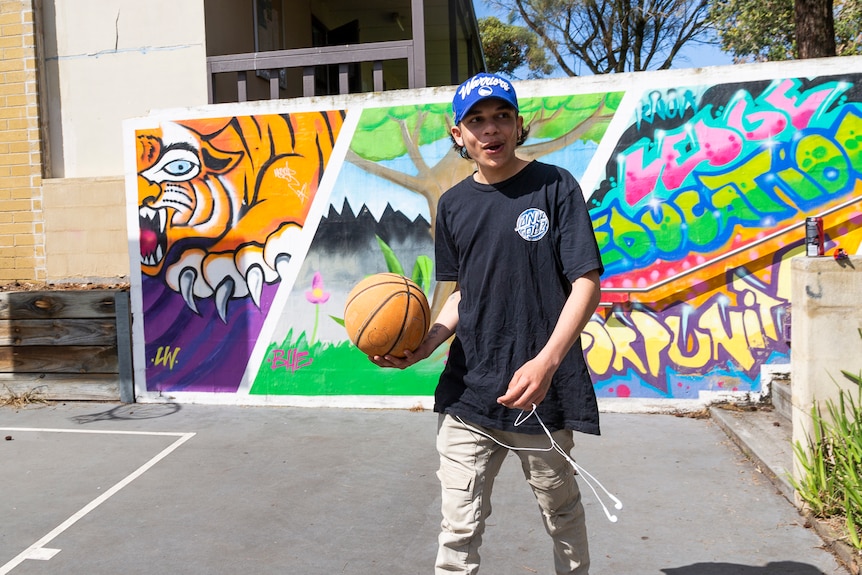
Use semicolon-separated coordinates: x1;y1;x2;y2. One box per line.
497;357;555;411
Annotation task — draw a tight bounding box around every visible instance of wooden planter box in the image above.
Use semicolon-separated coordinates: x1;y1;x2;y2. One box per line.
0;290;133;402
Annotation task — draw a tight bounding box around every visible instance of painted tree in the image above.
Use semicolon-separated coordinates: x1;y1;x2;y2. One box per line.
346;92;623;312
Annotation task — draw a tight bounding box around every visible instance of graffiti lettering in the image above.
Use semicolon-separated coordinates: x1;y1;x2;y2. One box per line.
595;79;862;278
620;120;743;206
268;348;313;373
584;264;789;395
152;346;181;370
636;88;700;128
273;160;310;203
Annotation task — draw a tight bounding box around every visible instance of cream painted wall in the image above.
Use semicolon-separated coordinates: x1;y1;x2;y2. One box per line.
790;255;862;487
41;0;209;179
42;177;128;282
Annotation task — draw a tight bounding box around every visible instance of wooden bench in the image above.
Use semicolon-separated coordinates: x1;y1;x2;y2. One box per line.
0;290;133;402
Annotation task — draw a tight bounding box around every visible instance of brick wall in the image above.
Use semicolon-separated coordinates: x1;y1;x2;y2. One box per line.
42;177;130;281
0;0;44;282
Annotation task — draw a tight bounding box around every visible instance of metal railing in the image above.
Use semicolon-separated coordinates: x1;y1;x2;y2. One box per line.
206;40;422;103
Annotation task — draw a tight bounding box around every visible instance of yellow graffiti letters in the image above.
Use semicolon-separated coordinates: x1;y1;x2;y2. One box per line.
153;346;181;370
587;266;787;385
629;312;672;378
582;321;614;375
605;315;648;375
665;316;714;369
731;273;784;342
698;301;756;371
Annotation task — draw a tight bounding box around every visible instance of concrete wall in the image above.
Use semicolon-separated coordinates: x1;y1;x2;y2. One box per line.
790;255;862;479
124;56;862;407
39;0;209;179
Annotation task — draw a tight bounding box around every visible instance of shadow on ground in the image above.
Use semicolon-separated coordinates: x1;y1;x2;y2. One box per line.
662;561;830;574
71;402;181;423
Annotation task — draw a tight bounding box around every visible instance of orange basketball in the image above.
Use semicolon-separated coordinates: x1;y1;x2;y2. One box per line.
344;273;431;358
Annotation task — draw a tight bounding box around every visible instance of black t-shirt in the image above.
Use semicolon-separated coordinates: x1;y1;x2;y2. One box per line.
434;161;604;435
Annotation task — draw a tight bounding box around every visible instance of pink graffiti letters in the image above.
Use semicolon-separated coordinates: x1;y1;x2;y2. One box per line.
268;348;313;372
621;121;743;205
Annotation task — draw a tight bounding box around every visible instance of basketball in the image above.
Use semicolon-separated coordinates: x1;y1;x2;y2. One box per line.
344;273;431;357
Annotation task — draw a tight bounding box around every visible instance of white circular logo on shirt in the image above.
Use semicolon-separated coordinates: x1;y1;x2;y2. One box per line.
515;208;549;241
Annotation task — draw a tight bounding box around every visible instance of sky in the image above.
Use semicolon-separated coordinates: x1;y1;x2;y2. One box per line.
472;0;735;77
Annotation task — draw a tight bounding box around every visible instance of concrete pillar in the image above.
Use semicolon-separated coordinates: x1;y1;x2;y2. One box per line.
790;254;862;484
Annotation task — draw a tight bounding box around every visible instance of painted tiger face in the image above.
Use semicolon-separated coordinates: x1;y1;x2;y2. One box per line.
135;111;344;321
137;122;242;272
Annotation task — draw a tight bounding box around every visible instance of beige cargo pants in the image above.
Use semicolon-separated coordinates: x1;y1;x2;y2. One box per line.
435;414;590;574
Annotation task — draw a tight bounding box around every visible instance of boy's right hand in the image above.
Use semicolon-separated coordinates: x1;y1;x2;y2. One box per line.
370;319;455;370
370;348;424;370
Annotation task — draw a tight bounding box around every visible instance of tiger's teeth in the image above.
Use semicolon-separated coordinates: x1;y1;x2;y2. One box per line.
179;268;199;314
246;266;263;309
214;277;236;323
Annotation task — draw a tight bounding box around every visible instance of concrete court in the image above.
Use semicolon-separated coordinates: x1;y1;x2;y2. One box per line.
0;402;849;575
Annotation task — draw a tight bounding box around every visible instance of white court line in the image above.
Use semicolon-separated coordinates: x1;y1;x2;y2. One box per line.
1;427;189;437
0;427;196;575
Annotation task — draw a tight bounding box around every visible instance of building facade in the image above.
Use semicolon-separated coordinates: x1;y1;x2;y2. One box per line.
1;0;484;283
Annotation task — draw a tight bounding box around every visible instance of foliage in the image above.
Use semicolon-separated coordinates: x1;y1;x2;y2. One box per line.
250;330;442;396
350;96;620;163
791;329;862;549
708;0;795;61
709;0;862;61
518;93;623;139
482;0;715;76
479;16;553;78
375;235;434;297
349;104;451;162
329;236;433;329
0;385;49;407
835;0;862;55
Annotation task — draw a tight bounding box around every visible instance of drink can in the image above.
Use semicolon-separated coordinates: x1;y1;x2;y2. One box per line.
805;217;824;256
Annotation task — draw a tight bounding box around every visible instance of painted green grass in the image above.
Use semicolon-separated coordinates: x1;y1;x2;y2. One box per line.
250;330;443;396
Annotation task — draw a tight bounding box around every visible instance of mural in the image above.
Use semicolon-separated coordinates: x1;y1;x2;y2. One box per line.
589;76;862;398
126;64;862;405
133;111;344;393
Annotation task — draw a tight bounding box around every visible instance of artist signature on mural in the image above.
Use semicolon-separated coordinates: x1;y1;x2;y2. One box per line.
152;346;181;370
268;348;313;373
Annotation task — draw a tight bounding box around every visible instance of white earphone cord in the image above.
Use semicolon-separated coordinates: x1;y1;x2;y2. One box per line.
455;405;623;523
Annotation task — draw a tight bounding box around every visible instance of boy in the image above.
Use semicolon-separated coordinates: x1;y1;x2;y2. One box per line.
373;72;603;574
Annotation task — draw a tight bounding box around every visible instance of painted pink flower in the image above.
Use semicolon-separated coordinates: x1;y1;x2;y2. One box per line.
305;272;330;304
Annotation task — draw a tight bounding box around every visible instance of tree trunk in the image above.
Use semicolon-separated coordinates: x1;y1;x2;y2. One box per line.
795;0;837;58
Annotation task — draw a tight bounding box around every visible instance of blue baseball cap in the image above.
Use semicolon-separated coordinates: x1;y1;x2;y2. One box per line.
452;73;519;125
